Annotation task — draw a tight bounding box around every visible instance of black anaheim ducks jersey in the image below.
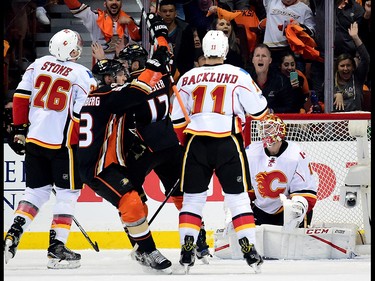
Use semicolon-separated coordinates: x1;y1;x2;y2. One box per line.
129;73;179;152
77;82;148;183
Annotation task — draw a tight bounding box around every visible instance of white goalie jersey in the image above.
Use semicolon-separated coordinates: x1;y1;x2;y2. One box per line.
245;141;317;214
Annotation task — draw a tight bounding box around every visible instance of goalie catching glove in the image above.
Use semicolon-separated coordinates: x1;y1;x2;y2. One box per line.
280;194;308;232
8;123;29;155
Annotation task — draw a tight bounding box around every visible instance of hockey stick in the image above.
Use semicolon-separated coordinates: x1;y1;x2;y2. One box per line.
52;189;100;252
135;0;191;124
149;179;180;225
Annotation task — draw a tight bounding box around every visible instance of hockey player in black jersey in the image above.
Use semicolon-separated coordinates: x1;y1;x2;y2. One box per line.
77;24;174;273
117;43;212;263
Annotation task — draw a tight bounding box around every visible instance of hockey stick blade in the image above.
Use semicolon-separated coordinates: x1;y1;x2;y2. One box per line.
52;189;100;252
73;216;100;252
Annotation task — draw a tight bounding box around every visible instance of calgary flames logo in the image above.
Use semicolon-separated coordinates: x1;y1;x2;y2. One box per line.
255;171;287;198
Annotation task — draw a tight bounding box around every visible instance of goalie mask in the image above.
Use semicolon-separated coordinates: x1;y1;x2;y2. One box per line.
117;44;148;76
49;29;83;62
258;114;287;148
92;59;126;86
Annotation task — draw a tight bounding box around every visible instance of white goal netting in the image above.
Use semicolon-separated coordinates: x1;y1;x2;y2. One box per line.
246;113;371;230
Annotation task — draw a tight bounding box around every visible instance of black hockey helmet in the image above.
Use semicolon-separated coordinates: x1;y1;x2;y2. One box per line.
117;44;148;74
92;59;125;85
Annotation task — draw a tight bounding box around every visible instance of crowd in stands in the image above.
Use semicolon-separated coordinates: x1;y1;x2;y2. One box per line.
3;0;372;138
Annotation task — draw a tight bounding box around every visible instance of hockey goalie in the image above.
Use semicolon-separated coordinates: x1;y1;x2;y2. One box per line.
213;114;360;260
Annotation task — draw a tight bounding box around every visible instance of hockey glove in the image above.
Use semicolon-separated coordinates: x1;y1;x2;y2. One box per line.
129;138;147;160
3;107;13;128
8;123;29;155
280;194;308;232
145;46;170;73
147;13;168;40
290;196;308;219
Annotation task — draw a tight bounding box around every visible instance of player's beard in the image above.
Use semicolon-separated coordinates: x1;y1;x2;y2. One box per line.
105;3;121;18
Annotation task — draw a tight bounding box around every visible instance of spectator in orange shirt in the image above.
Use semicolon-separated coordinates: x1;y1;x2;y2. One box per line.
63;0;141;61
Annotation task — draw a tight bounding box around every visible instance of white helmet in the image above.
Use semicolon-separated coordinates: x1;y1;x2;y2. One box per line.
202;30;229;60
49;29;83;62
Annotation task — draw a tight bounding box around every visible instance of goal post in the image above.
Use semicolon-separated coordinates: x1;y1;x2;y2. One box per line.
244;113;371;234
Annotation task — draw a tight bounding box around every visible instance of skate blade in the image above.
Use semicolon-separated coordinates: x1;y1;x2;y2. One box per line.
140;264;173;275
199;255;210;264
4;239;14;264
47;258;81;269
250;263;262;274
159;267;172;274
180;264;192;274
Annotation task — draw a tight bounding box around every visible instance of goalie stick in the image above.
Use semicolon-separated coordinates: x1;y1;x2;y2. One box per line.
52;189;100;252
135;0;191;124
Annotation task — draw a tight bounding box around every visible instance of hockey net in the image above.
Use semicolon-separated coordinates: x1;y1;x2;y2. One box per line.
244;113;371;230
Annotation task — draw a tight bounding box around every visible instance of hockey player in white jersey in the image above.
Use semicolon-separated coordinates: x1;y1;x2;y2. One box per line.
171;30;268;273
246;114;317;229
4;29;97;269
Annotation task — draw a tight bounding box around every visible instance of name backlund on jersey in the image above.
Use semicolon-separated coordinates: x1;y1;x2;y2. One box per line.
180;72;239;86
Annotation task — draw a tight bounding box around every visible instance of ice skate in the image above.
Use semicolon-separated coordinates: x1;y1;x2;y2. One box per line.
4;216;25;264
47;240;81;269
179;235;195;274
196;227;211;264
138;249;172;274
239;237;263;273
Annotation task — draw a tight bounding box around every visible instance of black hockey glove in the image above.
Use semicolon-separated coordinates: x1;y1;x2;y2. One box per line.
147;13;168;40
145;46;170;73
3;107;13;128
129;138;147;160
8;123;28;156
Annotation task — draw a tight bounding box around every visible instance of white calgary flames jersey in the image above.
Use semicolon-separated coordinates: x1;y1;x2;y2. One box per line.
246;141;317;214
14;55;97;148
172;64;268;137
263;0;315;48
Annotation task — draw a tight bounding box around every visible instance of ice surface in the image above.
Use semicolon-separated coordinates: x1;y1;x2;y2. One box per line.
4;249;370;281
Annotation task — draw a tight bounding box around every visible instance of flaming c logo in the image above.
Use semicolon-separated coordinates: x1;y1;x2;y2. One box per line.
255;171;287;198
